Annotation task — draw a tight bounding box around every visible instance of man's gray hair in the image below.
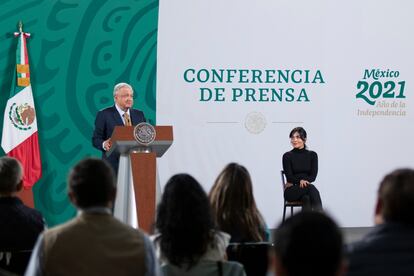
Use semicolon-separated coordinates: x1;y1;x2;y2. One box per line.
113;82;134;97
0;156;23;194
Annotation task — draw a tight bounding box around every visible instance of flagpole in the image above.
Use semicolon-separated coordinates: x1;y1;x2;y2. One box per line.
1;21;41;208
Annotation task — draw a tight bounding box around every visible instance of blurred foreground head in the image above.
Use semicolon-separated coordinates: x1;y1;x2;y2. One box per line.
68;158;116;209
273;211;344;276
376;168;414;226
0;156;23;195
156;173;214;268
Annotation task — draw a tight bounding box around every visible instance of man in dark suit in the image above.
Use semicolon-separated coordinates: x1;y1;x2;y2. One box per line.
0;157;45;275
92;83;146;173
347;168;414;276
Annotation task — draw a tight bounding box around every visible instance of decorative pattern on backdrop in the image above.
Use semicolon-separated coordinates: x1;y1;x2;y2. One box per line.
0;1;158;226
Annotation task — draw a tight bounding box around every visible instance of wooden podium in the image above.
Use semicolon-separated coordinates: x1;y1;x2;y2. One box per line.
107;125;173;233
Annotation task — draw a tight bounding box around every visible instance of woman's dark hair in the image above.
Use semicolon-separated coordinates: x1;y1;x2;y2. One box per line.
155;174;215;268
289;127;307;141
209;163;266;242
289;127;307;148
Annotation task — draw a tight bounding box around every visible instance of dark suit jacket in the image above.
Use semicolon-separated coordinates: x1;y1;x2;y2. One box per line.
0;197;45;250
346;222;414;276
92;105;146;173
0;197;45;274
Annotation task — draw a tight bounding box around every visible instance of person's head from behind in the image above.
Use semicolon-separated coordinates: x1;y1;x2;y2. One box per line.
210;162;265;241
156;173;214;268
273;211;344;276
289;127;307;149
375;168;414;226
68;158;116;209
0;157;23;196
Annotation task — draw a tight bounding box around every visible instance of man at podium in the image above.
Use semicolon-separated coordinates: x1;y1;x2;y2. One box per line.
92;82;146;173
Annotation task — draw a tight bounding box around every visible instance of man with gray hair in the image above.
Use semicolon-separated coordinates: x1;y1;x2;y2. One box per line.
92;82;146;173
0;156;45;274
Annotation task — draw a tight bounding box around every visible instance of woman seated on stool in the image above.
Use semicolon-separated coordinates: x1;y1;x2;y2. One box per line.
282;127;322;211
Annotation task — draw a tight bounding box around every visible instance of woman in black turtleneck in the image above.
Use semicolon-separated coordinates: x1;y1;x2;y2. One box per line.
282;127;322;210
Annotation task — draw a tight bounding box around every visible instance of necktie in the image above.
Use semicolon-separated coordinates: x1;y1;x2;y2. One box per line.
123;112;132;126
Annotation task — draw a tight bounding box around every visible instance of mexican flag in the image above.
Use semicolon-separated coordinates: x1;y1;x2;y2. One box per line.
1;28;41;189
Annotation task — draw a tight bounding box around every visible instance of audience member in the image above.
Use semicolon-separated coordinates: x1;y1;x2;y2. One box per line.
209;163;268;243
0;157;45;275
347;168;414;276
154;173;245;276
272;211;345;276
25;158;159;276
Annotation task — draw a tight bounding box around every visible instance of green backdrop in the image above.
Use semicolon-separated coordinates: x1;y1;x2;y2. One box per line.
0;0;158;226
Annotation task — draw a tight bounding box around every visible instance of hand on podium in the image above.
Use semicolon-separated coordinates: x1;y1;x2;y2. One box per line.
103;138;112;151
